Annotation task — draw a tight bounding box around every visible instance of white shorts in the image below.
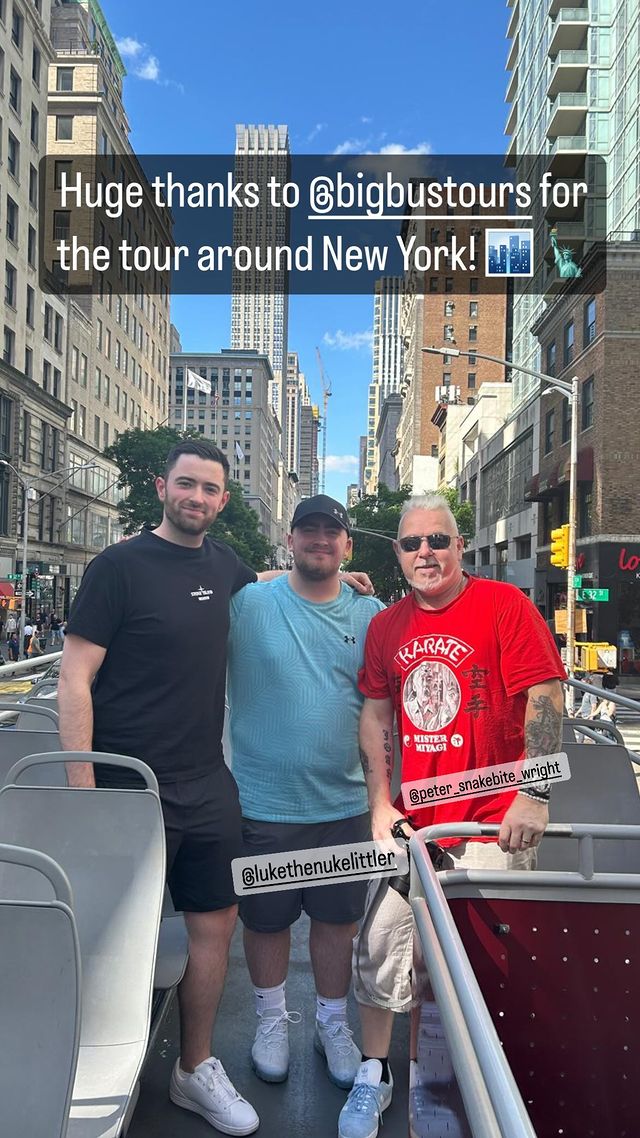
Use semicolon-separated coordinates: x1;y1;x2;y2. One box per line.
352;839;537;1012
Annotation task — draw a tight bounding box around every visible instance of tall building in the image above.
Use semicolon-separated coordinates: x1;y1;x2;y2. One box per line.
0;0;74;617
230;124;290;427
285;350;307;477
43;0;172;604
364;277;404;494
505;0;638;405
396;211;509;490
298;403;319;499
169;350;280;544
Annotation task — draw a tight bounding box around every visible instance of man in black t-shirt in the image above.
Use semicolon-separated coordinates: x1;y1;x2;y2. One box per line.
59;440;261;1137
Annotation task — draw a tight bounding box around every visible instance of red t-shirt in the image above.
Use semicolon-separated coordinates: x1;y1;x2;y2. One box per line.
358;576;566;841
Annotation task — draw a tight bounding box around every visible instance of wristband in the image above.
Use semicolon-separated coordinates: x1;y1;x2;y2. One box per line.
518;785;551;803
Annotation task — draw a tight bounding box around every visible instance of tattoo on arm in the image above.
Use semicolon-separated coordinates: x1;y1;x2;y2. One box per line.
359;747;371;776
383;728;393;784
525;693;562;757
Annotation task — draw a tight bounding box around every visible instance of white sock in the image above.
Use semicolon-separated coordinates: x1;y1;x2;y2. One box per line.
254;982;286;1018
316;994;348;1025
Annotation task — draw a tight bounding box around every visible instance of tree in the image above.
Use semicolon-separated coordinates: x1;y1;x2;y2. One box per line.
348;484;476;601
104;427;273;570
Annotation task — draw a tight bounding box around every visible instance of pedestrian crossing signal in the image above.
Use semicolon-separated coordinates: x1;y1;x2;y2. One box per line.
550;524;570;569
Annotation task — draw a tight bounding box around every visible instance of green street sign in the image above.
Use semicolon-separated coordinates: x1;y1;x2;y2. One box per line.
573;575;583;587
577;588;609;602
7;573;22;581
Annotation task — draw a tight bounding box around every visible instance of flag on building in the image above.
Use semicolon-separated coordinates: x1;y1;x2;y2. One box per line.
186;368;212;394
234;441;245;462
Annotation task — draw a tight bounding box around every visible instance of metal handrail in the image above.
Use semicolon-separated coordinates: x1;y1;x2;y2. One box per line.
410;821;640;1137
410;826;538;1138
0;651;62;679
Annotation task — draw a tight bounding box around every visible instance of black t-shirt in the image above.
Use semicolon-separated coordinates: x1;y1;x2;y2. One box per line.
67;529;257;781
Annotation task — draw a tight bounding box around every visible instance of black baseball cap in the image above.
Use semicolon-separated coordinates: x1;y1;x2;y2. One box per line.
291;495;351;535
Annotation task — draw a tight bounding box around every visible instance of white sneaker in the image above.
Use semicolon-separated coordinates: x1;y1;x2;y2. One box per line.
251;1009;301;1082
338;1059;393;1138
169;1056;259;1135
314;1016;362;1088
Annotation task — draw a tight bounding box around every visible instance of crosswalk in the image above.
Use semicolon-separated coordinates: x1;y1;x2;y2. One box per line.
614;705;640;756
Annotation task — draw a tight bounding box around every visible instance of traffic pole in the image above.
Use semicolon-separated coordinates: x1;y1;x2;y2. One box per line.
565;375;579;714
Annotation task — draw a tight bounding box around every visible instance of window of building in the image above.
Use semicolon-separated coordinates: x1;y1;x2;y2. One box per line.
430;228;439;242
480;546;490;566
468;372;476;388
445;277;454;293
21;410;29;462
55;115;73;141
444;324;455;342
80;352;87;387
581;375;594;429
469;278;479;294
32;46;40;87
469;301;478;317
583;296;596;346
56;67;73;92
561;397;572;444
429;277;438;293
578;481;593;538
495;542;508;582
54;159;72;190
29;164;37;207
7;131;19;179
546;340;556;377
9;67;21;114
53;210;70;244
444;299;455;316
27;224;35;265
54;313;63;352
11;5;23;49
544;408;555;453
24;345;32;378
6;195;18;244
430;444;438;458
515;535;531;560
4;261;15;308
563;320;574;366
26;284;34;326
30;103;38;146
469;325;478;342
44;304;53;342
42;359;51;393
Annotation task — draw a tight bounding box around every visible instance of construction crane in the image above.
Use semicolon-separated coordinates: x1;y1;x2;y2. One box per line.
315;347;332;494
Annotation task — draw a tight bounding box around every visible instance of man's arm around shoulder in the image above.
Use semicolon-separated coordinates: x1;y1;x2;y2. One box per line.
58;633;107;788
360;696;408;840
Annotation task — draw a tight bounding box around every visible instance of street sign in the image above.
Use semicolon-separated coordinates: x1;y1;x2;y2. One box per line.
577;588;609;602
7;573;22;581
573;575;583;587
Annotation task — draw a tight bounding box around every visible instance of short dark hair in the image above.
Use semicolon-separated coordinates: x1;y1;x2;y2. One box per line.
164;439;230;483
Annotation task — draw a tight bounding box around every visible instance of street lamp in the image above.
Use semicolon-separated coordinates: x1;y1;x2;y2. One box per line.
423;345;579;704
0;458;96;656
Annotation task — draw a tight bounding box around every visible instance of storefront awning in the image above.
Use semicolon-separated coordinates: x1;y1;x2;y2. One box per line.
0;582;14;598
524;447;594;501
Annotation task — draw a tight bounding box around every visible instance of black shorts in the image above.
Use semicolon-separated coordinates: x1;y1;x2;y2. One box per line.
95;762;244;913
239;812;371;933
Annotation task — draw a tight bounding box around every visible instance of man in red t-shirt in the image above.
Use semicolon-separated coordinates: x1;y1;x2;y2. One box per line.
338;493;565;1138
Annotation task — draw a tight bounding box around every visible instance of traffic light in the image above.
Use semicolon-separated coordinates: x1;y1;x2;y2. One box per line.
550;524;570;568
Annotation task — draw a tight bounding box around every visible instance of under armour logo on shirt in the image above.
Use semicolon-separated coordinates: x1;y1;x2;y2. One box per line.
344;635;356;644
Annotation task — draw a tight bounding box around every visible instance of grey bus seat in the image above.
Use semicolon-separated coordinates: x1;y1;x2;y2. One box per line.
0;752;165;1138
538;740;640;872
0;730;63;790
154;887;188;991
0;700;60;731
0;842;81;1138
562;714;625;745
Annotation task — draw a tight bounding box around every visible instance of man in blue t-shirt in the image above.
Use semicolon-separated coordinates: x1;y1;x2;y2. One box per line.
227;495;384;1094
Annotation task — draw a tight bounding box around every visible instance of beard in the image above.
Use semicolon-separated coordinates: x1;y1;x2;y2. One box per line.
294;552;339;581
163;497;213;537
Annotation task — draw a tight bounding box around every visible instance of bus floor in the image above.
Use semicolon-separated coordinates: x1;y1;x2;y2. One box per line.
129;912;409;1138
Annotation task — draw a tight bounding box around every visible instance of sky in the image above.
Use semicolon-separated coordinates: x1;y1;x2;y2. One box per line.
101;0;510;501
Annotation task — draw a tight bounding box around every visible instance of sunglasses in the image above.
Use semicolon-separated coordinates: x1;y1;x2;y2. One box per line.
398;533;453;553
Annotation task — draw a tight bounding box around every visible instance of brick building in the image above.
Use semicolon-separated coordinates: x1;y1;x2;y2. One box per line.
530;239;640;665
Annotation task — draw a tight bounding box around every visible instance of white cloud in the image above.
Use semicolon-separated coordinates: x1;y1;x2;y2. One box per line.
115;36;144;58
136;55;160;81
115;35;183;92
333;137;369;155
323;329;374;351
379;142;432;155
325;455;359;473
307;122;327;142
361;115;373;124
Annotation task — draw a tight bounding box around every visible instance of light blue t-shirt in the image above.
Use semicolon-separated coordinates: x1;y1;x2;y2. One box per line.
227;577;384;823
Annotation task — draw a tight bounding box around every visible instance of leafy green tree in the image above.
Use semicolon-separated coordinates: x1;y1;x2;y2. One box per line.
348;483;476;601
104;427;272;570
